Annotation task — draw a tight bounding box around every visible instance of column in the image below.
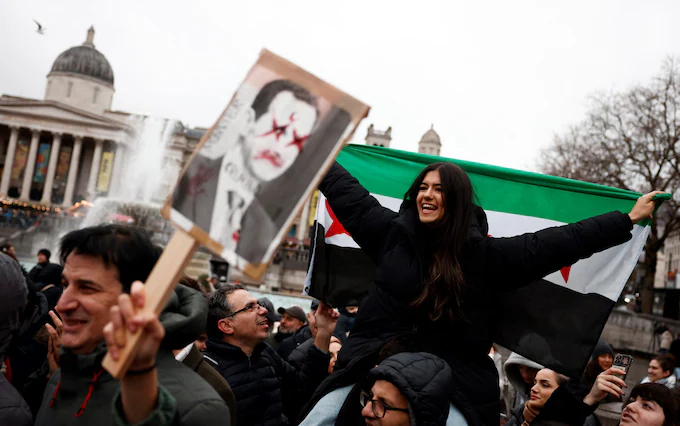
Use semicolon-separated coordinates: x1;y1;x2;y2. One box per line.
20;129;41;201
109;142;125;196
0;126;20;195
297;195;312;241
63;136;83;207
0;132;5;164
87;138;103;200
40;132;62;204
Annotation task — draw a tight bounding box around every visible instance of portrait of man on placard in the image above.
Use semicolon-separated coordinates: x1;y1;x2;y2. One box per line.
172;68;352;266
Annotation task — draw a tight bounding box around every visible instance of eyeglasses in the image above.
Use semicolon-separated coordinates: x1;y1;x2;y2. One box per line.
359;391;409;418
226;302;263;318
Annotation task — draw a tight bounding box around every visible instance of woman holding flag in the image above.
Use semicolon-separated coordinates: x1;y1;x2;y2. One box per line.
300;160;661;426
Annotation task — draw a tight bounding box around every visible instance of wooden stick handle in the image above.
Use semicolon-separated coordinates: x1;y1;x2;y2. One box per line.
101;229;199;378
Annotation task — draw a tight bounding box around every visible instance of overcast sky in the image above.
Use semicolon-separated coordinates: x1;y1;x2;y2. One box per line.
2;0;680;172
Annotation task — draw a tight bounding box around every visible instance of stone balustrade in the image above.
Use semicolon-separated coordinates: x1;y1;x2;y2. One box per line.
601;308;680;354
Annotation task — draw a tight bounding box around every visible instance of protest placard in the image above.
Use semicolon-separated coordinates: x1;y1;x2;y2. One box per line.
102;49;369;377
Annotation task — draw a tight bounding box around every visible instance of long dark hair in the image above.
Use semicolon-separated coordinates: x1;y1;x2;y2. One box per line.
404;162;474;322
581;357;605;388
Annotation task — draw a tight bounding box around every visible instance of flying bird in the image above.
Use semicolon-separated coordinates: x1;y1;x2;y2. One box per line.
33;19;44;35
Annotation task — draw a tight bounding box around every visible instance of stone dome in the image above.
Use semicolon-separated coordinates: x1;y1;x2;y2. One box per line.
420;125;441;145
49;27;114;86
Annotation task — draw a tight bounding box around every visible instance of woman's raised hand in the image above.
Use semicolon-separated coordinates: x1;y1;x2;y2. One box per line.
628;191;666;224
583;367;627;406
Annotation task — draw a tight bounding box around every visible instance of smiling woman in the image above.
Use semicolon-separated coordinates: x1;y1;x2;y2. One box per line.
641;355;677;389
405;162;474;323
416;170;445;224
299;158;662;425
506;368;569;425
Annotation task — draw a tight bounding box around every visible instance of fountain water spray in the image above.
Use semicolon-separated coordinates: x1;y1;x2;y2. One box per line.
82;115;180;245
113;115;177;203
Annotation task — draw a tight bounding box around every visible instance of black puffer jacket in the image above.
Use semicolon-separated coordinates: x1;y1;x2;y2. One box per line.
530;383;597;426
204;338;330;426
8;268;50;417
28;262;63;288
288;338;315;370
304;162;634;425
278;325;312;361
368;352;453;426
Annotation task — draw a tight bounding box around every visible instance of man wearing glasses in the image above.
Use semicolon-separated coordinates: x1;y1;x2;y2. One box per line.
360;352;458;426
203;285;338;426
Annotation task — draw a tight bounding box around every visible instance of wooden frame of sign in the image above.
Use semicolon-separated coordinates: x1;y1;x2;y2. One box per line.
102;49;369;378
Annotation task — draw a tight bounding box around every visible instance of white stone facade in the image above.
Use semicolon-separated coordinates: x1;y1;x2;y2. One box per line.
0;27;201;208
45;73;114;116
365;124;392;148
418;125;442;156
655;231;680;289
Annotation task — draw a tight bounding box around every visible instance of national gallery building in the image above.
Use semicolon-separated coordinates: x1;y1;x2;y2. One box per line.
0;27;203;209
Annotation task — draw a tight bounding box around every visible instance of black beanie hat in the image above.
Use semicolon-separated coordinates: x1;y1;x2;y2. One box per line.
592;340;614;359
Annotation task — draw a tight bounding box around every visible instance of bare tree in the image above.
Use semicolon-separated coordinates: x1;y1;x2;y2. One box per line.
539;57;680;313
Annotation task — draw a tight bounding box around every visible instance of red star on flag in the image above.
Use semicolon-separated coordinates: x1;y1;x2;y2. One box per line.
560;266;571;283
325;200;350;238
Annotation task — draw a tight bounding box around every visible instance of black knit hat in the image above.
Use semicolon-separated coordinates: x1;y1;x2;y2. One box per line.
38;248;51;260
592;340;614;359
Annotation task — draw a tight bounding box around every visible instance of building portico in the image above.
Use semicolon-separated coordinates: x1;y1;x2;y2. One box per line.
0;101;130;207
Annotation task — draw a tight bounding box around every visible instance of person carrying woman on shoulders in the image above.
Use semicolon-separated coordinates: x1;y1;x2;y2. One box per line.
299;160;662;426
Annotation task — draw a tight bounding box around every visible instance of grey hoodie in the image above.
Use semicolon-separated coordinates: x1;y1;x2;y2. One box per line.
503;352;543;424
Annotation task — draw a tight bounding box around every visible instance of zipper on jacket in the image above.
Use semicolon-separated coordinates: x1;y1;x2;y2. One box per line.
247;354;252;369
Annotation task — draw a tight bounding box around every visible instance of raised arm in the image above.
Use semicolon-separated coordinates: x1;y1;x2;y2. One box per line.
480;211;633;288
104;281;167;425
276;344;331;422
480;191;661;288
106;283;231;426
583;367;627;406
319;162;397;262
277;302;337;421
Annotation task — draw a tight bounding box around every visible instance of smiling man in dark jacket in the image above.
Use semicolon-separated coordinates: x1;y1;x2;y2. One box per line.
34;225;231;426
203;285;338;426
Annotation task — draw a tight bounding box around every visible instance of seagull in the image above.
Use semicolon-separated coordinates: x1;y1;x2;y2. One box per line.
33;19;44;35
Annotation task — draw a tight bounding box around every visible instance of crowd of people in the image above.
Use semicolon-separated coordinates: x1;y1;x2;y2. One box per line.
0;207;43;229
0;160;677;426
499;337;680;425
